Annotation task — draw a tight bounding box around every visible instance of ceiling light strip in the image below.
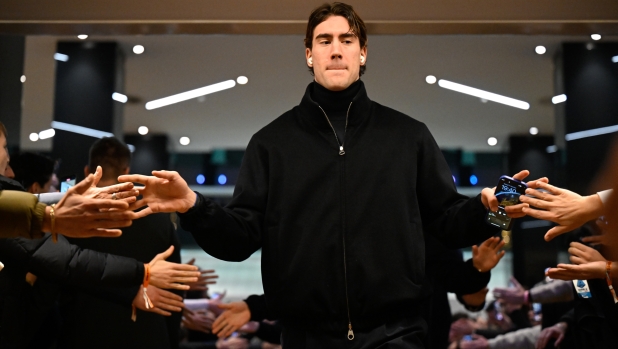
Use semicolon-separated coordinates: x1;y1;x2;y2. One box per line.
565;124;618;141
145;80;236;110
437;79;530;110
51;121;114;138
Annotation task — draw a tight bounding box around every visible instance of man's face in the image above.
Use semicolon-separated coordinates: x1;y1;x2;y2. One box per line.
306;15;367;91
0;133;8;177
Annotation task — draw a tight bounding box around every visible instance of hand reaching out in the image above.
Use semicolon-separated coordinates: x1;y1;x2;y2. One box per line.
182;309;216;333
186;259;219;291
568;242;605;265
149;246;200;290
480;170;549;219
493;277;526;305
546;261;607;280
132;285;184;316
212;301;251;338
118;170;196;218
472;236;506;273
519;181;605;241
536;322;567;349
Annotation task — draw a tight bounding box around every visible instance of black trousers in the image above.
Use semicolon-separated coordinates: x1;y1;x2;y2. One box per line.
281;317;427;349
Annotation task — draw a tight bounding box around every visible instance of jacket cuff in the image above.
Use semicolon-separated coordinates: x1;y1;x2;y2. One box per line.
30;202;47;239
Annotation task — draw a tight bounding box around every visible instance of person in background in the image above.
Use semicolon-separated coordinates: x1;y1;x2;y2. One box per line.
10;152;56;194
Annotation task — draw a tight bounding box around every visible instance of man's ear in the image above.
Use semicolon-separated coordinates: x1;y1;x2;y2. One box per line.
306;48;313;67
29;182;41;194
83;165;90;178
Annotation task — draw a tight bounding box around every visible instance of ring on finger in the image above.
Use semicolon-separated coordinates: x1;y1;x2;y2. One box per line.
112;192;117;200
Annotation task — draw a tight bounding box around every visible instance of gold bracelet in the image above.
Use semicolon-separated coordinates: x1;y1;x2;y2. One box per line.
50;204;57;243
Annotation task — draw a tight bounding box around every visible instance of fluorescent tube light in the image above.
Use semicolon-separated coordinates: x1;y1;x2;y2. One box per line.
552;94;567;104
546;145;558;153
77;34;88;40
51;121;114;139
112;92;128;103
565;124;618;141
38;128;56;140
179;137;190;145
591;34;602;41
54;53;69;62
236;76;248;84
437;79;530;110
612;56;618;63
145;80;236;110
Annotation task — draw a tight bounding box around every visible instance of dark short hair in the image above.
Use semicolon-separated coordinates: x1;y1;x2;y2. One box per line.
11;152;56;190
304;2;367;76
0;121;7;138
88;137;131;180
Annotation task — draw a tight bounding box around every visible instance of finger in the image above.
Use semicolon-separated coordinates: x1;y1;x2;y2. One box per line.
153;246;175;262
509;276;523;289
132;206;153;219
528;181;561;195
521;207;555;221
555;333;565;346
170;276;200;283
570;242;590;252
85;199;131;211
511;170;530;181
172;264;201;271
118;174;152;184
152;170;180;180
496;250;506;262
156;302;183;313
187;258;196;265
93;166;103;187
101;182;135;194
544;225;572;242
472;245;479;257
84;228;123;238
582;235;604;245
570;256;585;265
168;283;191;291
150;307;172;317
495;239;506;251
536;334;548;349
157;290;183;302
70;174;96;195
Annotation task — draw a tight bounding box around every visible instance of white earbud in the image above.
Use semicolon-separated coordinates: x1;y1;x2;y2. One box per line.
360;56;365;63
308;58;313;65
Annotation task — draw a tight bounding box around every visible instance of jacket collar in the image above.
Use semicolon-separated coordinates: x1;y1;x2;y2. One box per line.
298;80;372;130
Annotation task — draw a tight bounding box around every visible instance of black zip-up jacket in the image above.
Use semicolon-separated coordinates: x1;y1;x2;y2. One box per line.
179;81;498;333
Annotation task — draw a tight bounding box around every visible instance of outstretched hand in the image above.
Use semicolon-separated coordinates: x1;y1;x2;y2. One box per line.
84;166;139;204
480;170;549;218
472;236;506;272
493;277;526;305
519;181;605;241
546;261;607;281
186;259;219;291
51;172;140;238
118;170;196;219
568;242;605;265
212;301;251;338
149;246;200;290
133;285;185;316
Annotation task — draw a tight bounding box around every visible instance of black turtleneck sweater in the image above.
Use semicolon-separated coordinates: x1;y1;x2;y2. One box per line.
310;79;361;145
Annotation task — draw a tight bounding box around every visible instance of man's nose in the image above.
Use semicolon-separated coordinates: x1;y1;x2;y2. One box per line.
330;41;343;59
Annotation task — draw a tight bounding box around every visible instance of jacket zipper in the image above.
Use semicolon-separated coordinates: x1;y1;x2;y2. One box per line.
318;103;355;340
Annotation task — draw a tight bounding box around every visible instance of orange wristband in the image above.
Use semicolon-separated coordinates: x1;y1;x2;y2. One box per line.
143;263;150;287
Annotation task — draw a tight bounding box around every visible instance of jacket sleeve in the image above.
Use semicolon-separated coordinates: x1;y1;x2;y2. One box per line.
0;234;144;288
486;325;541;349
416;124;499;248
529;280;574;304
178;137;266;261
244;294;275;321
0;190;46;239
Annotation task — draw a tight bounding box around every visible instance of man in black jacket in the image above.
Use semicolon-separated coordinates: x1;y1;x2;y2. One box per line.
120;3;535;348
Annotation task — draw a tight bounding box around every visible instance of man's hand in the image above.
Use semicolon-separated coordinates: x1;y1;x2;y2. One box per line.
472;236;506;272
182;309;216;333
481;170;548;218
546;261;607;280
493;277;526;305
519;181;605;241
118;170;196;218
186;259;219;291
132;285;184;316
536;322;567;349
212;301;251;338
149;246;200;290
461;287;489;308
84;166;139;203
568;242;605;265
49;172;140;238
460;334;489;349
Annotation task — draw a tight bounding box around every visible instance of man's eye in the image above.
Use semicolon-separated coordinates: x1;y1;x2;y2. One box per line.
320;40;330;45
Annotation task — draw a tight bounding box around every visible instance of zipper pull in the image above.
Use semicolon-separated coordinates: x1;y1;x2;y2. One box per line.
347;322;354;340
339;146;345;156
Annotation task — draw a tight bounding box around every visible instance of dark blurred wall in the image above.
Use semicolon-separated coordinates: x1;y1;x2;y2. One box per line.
51;41;123;179
0;35;25;148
